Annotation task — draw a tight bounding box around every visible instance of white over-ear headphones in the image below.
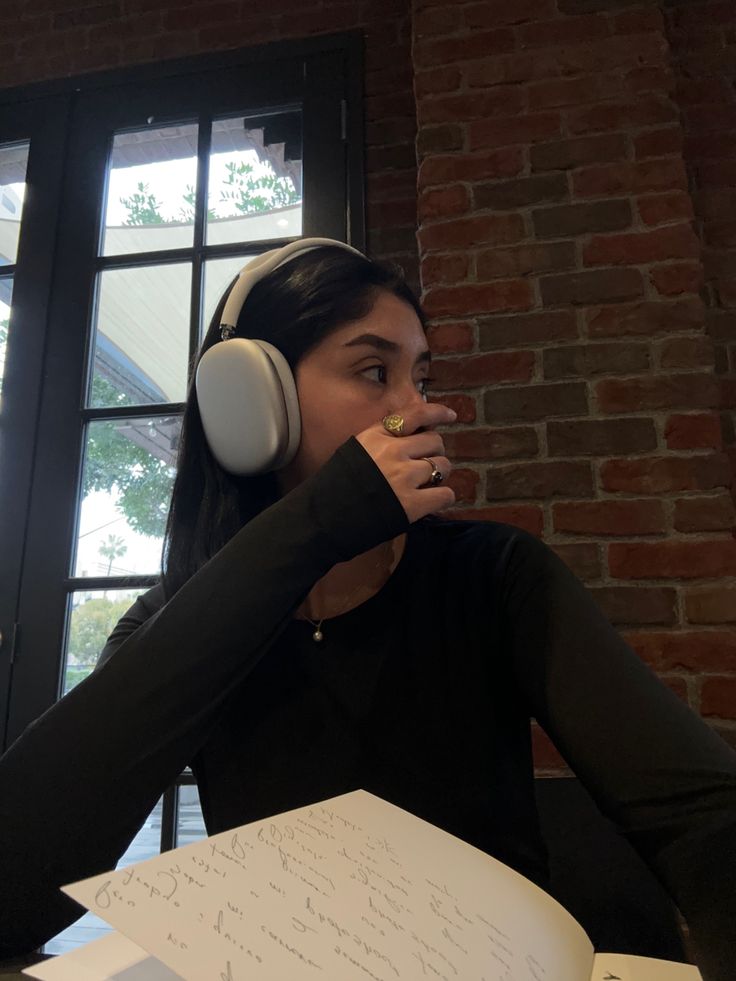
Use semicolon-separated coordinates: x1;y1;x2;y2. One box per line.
195;237;364;475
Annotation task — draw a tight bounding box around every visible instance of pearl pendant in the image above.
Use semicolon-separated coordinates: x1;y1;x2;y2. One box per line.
312;628;324;643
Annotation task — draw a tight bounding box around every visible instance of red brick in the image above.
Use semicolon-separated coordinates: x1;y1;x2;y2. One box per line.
685;587;736;625
421;252;472;291
418;147;524;186
414;66;463;98
609;540;736;579
477;242;576;280
552;542;601;580
548;418;657;456
417;123;465;158
674;494;736;533
600;455;732;494
418;214;524;252
534;200;632;240
589;586;677;626
418;89;526;126
432;351;535;389
475;173;568;211
612;7;665;34
552;500;666;536
573;158;688;198
518;13;608;47
529;75;612;111
468;112;561;151
543;342;649;379
634;126;684;159
487;460;594;500
595;374;718;413
423;281;533;319
479;310;578;349
540;268;644;306
567;97;679;137
701;678;736;720
426;322;474;354
583;224;700;267
413;28;515;70
658;336;714;371
444;426;538;461
446;467;479;504
638;192;694;228
485;381;588;422
697;161;736;190
413;4;460;37
625;630;736;673
649;261;704;296
461;0;556;30
530;133;627;172
665;413;722;450
417;184;471;222
428;393;477;423
587;297;704;337
443;504;545;536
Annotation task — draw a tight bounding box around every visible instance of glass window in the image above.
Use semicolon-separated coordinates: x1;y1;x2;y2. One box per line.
88;263;192;407
206;112;302;247
201;254;253;337
73;416;181;578
0;276;12;398
62;588;147;694
101;124;198;257
0;140;29;265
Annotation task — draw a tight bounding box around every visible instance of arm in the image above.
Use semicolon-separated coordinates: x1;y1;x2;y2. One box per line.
502;532;736;981
0;437;408;957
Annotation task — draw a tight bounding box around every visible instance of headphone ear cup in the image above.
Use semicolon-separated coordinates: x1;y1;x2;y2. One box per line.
195;338;301;475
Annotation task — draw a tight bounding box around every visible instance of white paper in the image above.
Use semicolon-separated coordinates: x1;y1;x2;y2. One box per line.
62;789;595;980
22;931;182;981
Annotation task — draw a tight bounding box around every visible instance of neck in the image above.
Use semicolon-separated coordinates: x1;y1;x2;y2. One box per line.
298;534;406;623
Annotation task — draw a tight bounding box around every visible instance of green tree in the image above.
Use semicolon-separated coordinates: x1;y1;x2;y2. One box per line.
64;594;138;691
219;160;299;214
120;181;166;225
98;533;127;575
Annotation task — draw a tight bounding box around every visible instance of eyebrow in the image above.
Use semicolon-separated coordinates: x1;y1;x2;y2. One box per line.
342;332;432;365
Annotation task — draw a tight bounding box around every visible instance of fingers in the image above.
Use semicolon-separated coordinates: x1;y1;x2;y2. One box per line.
383;401;456;435
355;401;457;523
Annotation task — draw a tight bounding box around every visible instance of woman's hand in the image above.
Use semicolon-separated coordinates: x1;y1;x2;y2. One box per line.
355;403;457;523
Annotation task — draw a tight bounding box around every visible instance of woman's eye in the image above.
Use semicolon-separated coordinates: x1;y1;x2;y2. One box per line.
362;365;387;384
418;376;433;397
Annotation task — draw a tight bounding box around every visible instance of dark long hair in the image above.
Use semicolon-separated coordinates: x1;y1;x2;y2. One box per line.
161;245;425;599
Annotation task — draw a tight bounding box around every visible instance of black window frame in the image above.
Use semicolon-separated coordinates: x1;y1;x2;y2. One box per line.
0;32;365;859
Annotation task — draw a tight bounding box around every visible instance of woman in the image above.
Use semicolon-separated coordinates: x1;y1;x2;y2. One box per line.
1;240;734;978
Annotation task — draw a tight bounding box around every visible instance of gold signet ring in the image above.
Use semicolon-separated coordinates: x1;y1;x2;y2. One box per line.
422;457;444;486
382;413;405;436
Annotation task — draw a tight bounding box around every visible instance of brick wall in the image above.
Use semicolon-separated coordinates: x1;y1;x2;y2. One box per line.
412;0;736;769
1;0;734;768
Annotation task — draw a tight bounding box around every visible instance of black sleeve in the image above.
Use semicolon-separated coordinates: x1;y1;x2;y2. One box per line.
501;531;736;981
0;437;408;958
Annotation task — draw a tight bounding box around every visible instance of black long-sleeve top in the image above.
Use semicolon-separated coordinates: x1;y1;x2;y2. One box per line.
1;438;735;978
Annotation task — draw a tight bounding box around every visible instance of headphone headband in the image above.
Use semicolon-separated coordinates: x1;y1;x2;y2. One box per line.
219;237;364;336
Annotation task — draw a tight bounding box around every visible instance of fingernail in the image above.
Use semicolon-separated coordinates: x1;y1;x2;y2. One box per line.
447;408;457;420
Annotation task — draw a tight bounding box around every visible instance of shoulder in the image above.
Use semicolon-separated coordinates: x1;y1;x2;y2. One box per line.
414;515;555;570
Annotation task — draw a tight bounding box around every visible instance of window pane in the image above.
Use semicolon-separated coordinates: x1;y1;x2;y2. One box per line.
0;276;12;398
206;112;302;247
201;254;255;339
101;124;198;256
0;140;29;265
177;783;207;847
73;415;181;577
62;587;146;694
44;797;164;954
89;264;192;407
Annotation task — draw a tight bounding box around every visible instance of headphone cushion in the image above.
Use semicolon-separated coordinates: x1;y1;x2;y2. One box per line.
195;338;300;475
